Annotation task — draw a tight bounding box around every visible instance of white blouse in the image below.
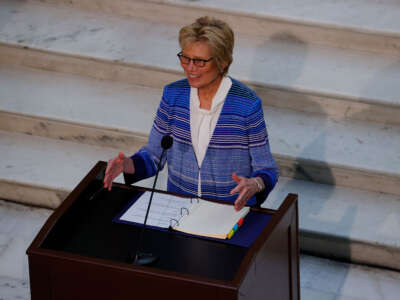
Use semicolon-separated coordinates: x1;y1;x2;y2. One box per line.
190;76;232;196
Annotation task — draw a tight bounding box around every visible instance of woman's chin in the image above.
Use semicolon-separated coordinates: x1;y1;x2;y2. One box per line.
187;78;202;88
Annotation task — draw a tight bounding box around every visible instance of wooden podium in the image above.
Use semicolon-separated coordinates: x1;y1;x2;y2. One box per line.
27;162;300;300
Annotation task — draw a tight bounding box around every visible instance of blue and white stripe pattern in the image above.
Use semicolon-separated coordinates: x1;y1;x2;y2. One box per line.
127;77;279;206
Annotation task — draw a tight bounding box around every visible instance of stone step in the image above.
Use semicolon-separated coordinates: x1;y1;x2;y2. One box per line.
300;254;400;300
1;131;399;270
0;130;167;208
1;0;400;125
267;178;400;271
1;65;399;195
39;0;400;56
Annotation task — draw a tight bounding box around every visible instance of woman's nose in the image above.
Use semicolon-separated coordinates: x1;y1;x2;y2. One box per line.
186;60;197;71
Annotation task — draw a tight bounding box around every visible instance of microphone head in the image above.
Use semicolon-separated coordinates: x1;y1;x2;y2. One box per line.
161;135;173;150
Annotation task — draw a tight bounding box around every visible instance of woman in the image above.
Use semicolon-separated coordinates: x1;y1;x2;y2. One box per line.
104;16;278;211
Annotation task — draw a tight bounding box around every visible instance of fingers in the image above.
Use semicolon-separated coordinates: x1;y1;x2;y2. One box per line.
232;172;241;183
104;164;114;191
234;190;248;211
118;152;125;161
230;174;247;211
234;184;254;211
104;160;113;190
235;201;245;211
104;155;124;191
230;184;241;195
230;174;259;211
230;173;244;195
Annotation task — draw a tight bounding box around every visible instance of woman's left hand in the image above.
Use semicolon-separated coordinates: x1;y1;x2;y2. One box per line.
230;173;259;211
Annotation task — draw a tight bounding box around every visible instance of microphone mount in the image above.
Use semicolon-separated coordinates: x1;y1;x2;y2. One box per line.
133;135;173;265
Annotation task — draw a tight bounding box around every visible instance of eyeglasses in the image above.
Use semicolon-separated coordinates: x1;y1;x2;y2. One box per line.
177;52;213;67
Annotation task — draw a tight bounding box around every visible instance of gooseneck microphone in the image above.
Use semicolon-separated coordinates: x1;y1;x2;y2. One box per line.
133;135;173;265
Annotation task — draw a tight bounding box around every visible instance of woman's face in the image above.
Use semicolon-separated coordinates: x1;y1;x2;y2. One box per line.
180;41;223;91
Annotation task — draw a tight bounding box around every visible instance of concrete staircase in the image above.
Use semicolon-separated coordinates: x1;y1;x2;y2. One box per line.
0;0;399;272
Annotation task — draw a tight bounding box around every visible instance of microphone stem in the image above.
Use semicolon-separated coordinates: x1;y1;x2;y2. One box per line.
134;149;165;261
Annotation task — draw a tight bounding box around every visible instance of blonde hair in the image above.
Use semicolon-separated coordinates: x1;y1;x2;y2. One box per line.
179;16;234;76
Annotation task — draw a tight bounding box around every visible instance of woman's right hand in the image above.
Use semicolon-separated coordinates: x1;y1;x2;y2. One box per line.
104;152;135;191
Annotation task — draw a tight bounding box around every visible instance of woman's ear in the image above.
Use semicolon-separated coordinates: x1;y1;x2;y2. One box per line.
220;62;227;74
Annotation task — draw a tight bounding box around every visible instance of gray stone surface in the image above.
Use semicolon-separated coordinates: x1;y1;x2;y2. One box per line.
0;65;160;136
1;0;400;108
1;66;399;196
0;130;166;207
37;0;400;56
300;255;400;300
163;0;400;34
268;177;400;269
0;277;30;300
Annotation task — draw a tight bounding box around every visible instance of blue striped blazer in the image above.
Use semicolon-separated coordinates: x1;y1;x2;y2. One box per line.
125;78;279;206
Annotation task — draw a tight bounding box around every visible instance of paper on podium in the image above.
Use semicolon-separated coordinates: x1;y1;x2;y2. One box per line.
119;191;193;228
173;200;249;239
118;191;249;239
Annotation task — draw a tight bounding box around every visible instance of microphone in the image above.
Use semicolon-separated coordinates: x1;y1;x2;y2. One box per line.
133;135;173;265
161;134;173;150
